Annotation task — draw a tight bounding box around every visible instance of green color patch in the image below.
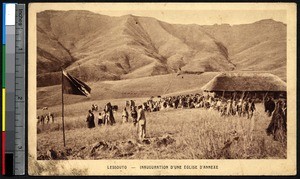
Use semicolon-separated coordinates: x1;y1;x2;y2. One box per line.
2;45;5;88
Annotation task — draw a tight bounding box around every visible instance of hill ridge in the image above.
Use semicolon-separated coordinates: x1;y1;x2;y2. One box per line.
37;11;286;87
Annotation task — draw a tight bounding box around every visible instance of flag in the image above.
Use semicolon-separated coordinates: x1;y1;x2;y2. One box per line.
62;70;91;97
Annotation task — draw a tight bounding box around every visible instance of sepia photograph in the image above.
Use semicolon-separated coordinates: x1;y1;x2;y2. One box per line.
28;3;296;175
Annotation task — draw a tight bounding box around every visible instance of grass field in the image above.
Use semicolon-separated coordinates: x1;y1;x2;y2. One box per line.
36;73;218;108
36;73;286;160
37;100;286;160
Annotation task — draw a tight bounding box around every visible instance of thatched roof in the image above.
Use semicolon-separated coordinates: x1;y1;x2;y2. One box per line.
201;72;286;92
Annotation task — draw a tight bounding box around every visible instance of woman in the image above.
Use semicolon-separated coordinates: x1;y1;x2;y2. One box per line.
122;107;129;123
86;110;95;129
266;100;286;141
131;106;138;126
104;102;116;125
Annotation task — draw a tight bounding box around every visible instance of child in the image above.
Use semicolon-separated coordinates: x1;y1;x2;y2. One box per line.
98;112;103;126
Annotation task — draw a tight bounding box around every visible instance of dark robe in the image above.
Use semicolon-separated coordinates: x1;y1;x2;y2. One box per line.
131;108;138;126
264;99;275;116
266;101;286;141
105;103;116;125
86;112;95;128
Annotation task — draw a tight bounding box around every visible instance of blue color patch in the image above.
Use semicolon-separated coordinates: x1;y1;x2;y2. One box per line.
2;3;6;44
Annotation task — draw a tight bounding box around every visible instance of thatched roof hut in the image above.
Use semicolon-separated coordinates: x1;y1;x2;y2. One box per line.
202;72;286;92
201;72;286;99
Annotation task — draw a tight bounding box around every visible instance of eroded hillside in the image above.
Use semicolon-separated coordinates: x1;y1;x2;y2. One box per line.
37;11;286;86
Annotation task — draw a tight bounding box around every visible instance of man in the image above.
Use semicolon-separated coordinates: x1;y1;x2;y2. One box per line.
37;116;40;125
49;112;54;123
174;98;179;109
226;99;233;116
248;99;256;119
40;115;45;125
131;106;138;126
282;100;287;117
137;105;146;140
45;115;50;124
220;99;227;117
102;110;109;125
242;99;249;118
282;99;287;133
122;107;129;123
237;99;243;117
210;99;216;110
232;100;237;115
86;110;95;128
216;99;222;111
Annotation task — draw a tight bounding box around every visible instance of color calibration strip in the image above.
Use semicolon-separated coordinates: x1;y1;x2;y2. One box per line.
2;3;26;175
2;3;16;176
2;3;7;175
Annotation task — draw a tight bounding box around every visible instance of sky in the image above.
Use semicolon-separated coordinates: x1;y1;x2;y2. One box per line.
93;10;286;25
32;3;287;26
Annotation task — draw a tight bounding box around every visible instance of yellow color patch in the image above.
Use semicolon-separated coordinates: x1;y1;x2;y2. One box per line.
2;88;5;131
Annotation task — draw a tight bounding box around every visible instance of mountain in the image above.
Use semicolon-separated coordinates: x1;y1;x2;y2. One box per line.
200;19;286;80
37;11;286;87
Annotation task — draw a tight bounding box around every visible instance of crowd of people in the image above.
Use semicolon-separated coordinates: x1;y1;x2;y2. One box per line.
37;92;287;142
37;112;55;125
159;94;286;141
85;92;287;142
141;93;287;142
142;94;257;119
86;102;147;140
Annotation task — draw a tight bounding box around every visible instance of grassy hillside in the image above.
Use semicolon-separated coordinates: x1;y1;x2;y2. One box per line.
37;11;230;87
37;72;218;108
36;11;287;87
37;103;286;159
200;19;286;80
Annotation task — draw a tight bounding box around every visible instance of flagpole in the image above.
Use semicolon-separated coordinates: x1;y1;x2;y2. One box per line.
62;69;66;147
